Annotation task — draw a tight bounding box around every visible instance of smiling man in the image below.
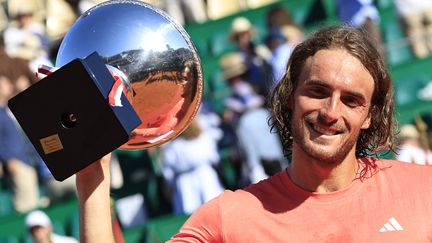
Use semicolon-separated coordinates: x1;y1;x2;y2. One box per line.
165;25;432;242
75;25;432;243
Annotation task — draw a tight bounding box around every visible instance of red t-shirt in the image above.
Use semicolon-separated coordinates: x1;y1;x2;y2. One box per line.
169;159;432;242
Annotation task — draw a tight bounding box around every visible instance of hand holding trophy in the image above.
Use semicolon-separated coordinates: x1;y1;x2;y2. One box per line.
8;0;203;181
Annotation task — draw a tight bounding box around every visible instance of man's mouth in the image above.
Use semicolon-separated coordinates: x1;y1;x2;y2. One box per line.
308;122;342;136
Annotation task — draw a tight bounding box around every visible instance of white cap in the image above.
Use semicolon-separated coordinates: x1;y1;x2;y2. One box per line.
229;17;256;41
25;210;52;228
399;124;420;139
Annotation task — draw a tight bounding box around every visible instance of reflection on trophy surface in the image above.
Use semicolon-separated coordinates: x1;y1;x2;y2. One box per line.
56;0;203;150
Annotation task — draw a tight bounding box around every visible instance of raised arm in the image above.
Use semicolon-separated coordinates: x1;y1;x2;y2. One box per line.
76;153;115;243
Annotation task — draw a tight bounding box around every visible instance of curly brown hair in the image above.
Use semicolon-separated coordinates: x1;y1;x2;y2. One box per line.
269;25;396;159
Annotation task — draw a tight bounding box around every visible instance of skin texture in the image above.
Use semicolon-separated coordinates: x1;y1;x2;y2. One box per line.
288;48;374;193
76;153;115;243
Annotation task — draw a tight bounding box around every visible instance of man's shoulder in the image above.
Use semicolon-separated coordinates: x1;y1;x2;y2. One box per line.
178;176;287;238
176;189;258;239
375;158;432;184
377;158;432;171
216;187;265;208
217;172;288;209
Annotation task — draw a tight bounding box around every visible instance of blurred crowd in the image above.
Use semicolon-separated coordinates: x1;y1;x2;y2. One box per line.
0;0;272;211
1;0;432;241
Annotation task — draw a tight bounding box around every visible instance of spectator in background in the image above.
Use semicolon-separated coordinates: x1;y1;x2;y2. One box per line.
38;161;77;206
3;6;53;73
161;117;224;215
45;0;78;40
264;27;294;84
394;0;432;59
7;0;45;23
0;76;39;213
0;35;38;93
165;0;208;25
197;100;224;143
145;0;208;25
396;124;432;165
4;6;47;46
235;87;287;184
219;51;287;184
264;5;304;84
25;210;78;243
336;0;385;58
266;4;296;29
265;4;304;47
220;52;265;117
229;17;273;97
219;52;267;186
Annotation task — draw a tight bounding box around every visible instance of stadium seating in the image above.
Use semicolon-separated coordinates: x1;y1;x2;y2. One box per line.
0;191;14;218
0;236;19;243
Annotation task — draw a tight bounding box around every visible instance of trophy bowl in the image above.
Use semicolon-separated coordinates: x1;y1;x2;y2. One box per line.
56;0;204;150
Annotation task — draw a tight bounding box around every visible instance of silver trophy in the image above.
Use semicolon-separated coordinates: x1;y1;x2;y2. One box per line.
8;0;204;180
57;0;204;149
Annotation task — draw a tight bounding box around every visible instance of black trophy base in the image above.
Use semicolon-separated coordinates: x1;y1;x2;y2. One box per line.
8;53;140;181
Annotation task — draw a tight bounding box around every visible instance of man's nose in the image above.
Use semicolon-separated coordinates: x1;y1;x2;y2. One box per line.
319;97;341;123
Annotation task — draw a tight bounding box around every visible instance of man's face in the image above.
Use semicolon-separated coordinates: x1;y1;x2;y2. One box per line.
290;49;374;165
234;31;252;50
30;225;51;243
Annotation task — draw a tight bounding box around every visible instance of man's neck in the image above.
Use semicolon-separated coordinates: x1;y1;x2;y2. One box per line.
287;148;360;193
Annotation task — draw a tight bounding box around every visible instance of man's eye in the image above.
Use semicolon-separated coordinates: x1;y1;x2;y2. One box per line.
342;96;360;107
307;87;327;98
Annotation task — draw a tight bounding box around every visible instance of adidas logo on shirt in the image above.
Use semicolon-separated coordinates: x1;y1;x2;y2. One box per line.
379;217;404;232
